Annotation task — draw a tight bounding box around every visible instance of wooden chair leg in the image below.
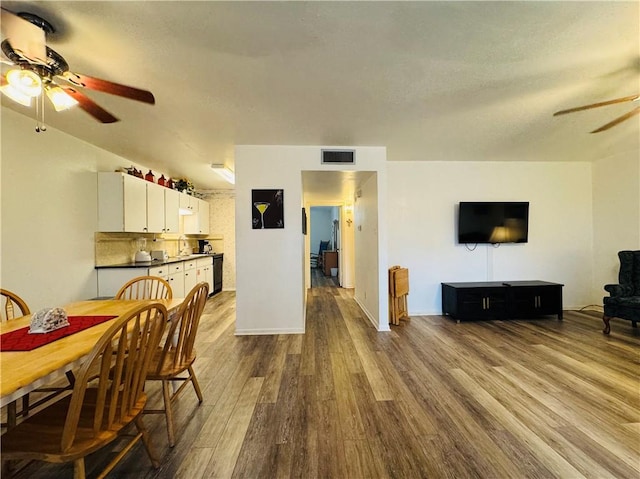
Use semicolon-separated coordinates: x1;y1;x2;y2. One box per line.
162;380;176;447
7;401;17;428
21;395;29;417
189;366;204;403
135;416;160;468
73;458;86;479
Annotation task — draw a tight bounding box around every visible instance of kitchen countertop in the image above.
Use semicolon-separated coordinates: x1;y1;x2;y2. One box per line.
95;253;223;269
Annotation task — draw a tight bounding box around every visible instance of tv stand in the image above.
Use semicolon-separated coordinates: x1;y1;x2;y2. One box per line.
441;281;563;322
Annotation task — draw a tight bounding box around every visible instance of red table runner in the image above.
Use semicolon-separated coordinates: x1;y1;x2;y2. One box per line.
0;315;117;352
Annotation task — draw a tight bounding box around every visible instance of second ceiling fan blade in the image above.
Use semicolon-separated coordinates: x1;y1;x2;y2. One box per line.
590;106;640;133
62;72;155;104
60;86;119;123
554;94;639;116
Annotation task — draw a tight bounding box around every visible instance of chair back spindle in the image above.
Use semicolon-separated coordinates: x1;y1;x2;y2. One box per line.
115;276;173;300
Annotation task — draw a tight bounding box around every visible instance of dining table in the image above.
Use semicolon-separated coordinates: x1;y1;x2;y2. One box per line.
0;298;183;413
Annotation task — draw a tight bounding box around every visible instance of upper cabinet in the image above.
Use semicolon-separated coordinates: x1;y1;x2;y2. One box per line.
98;173;180;233
184;197;210;235
164;188;180;234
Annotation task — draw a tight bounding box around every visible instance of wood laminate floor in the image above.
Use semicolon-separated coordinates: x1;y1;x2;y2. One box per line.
6;287;640;478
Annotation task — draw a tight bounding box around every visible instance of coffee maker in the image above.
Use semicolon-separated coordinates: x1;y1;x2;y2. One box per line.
198;240;213;254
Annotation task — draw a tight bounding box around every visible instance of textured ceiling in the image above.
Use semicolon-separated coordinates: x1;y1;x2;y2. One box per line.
1;1;639;192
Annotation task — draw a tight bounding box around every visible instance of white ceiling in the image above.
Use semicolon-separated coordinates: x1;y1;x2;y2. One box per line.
1;1;639;193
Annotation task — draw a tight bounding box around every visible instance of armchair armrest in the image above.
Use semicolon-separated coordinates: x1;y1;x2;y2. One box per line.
604;284;633;297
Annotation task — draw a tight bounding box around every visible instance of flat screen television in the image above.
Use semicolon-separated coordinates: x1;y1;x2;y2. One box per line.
458;202;529;244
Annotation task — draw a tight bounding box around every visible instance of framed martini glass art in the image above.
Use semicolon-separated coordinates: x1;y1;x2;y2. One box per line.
252;189;284;229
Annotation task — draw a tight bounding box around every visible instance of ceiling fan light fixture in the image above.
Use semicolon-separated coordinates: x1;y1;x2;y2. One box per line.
45;85;78;111
0;83;32;106
6;68;42;97
210;164;235;184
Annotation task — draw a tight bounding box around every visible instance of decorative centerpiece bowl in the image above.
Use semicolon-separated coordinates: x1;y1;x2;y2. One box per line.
29;307;70;334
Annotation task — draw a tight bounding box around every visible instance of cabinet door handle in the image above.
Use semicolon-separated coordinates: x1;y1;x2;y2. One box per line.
487;297;490;309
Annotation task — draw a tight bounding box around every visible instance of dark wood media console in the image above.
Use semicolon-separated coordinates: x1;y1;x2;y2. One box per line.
441;281;563;322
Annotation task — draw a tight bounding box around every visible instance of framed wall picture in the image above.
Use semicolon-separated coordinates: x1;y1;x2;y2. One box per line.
302;207;307;235
252;189;284;229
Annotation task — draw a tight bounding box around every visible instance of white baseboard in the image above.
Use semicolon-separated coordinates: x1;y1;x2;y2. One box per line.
235;328;305;336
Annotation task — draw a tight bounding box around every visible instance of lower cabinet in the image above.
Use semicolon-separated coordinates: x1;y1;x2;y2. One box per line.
507;282;564;319
165;262;185;298
441;281;563;321
183;260;198;295
97;255;223;299
196;257;214;294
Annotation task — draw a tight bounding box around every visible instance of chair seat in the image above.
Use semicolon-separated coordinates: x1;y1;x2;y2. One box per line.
603;296;640;307
146;348;196;380
2;389;147;462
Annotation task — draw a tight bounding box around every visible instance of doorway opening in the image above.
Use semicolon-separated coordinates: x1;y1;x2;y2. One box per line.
309;205;340;289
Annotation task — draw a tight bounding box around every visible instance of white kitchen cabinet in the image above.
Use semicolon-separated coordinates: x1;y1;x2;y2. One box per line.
183;259;198;294
98;173;147;232
179;193;198;215
146;182;165;233
148;265;169;279
168;272;185;298
196;257;213;293
167;261;185;298
198;199;210;234
164;188;180;233
98;172;177;233
184;197;210;235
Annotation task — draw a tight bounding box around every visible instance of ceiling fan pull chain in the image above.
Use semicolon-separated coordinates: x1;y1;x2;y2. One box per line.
35;93;47;133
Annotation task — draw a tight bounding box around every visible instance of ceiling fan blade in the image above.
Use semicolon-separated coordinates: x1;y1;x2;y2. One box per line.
60;86;119;123
62;71;155;104
0;8;46;63
590;106;640;133
553;94;639;116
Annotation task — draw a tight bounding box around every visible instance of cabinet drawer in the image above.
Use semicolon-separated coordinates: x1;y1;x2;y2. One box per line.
148;266;169;278
169;262;184;274
184;260;197;271
196;257;212;268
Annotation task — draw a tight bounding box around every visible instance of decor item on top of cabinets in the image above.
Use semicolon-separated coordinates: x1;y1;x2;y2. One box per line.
252;189;284;229
174;178;194;195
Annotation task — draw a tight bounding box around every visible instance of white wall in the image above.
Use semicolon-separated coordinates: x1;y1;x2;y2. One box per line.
387;161;594;314
234;145;387;334
592;151;640;298
1;108;140;309
353;173;383;326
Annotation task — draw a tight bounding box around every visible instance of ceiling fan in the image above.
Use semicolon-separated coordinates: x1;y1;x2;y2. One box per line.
553;93;639;133
0;8;155;128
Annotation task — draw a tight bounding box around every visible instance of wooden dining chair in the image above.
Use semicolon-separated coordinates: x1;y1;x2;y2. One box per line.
115;275;173;300
1;302;167;479
0;288;31;427
0;289;77;429
0;288;30;322
144;281;209;447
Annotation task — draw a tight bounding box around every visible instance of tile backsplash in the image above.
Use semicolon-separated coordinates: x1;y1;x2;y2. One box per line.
95;232;197;266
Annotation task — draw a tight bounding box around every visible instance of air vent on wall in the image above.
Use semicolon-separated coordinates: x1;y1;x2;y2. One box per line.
322;149;355;165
